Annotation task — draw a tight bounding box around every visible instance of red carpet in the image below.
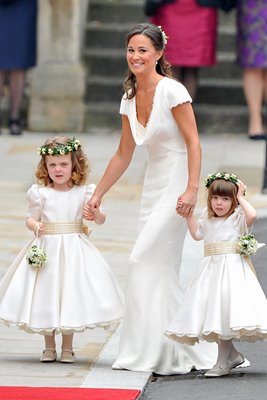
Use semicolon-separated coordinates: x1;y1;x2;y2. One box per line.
0;387;141;400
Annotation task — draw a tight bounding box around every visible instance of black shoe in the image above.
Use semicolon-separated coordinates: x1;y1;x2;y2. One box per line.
9;117;22;135
248;133;267;140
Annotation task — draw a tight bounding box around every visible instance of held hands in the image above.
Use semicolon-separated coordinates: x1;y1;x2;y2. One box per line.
83;194;101;221
176;189;197;217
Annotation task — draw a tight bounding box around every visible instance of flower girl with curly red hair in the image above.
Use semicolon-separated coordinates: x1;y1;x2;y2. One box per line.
0;136;123;363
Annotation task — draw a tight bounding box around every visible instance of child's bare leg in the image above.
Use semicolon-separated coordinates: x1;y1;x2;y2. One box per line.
61;333;75;363
40;331;57;362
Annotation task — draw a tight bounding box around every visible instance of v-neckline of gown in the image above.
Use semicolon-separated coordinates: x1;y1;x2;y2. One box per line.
135;77;165;129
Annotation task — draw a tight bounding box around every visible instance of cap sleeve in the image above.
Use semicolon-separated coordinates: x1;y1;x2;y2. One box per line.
119;94;128;116
164;79;192;109
26;184;42;220
85;183;96;202
232;206;248;233
195;208;208;240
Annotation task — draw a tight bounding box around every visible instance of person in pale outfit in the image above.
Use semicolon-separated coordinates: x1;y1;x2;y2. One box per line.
83;23;217;375
0;136;124;363
166;173;267;377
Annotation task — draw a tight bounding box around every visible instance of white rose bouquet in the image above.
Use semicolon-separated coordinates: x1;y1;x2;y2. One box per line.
26;244;47;270
237;234;264;256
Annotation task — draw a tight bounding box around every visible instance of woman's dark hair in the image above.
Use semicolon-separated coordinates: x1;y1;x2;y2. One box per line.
123;23;172;99
207;179;239;218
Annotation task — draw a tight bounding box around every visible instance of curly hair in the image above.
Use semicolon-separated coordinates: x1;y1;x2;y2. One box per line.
123;23;172;99
207;179;239;218
35;136;89;187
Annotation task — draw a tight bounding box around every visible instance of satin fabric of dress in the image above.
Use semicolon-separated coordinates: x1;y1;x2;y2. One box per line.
0;184;124;335
112;78;217;374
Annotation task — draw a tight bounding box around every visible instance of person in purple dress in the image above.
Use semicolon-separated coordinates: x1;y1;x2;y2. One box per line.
237;0;267;140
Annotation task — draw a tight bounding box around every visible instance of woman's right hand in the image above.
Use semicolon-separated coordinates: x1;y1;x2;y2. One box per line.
83;194;102;221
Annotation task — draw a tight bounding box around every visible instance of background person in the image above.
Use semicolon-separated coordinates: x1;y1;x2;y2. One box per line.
150;0;218;99
236;0;267;140
0;0;37;135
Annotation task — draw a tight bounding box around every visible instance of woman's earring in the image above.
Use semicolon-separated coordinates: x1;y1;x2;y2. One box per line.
156;60;158;65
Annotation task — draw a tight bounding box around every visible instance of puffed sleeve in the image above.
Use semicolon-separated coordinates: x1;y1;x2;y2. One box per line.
195;208;208;240
232;206;248;234
26;184;42;220
165;79;192;109
85;183;96;202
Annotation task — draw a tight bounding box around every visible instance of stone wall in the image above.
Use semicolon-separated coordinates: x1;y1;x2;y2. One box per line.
28;0;89;132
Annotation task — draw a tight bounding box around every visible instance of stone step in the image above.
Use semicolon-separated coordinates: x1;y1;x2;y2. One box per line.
83;49;241;81
85;76;123;103
194;104;248;134
88;0;145;24
83;1;243;132
85;101;250;134
85;102;120;130
84;21;236;53
196;78;245;105
85;74;244;105
200;53;241;79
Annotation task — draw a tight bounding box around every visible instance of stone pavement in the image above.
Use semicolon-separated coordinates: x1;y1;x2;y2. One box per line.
0;128;267;391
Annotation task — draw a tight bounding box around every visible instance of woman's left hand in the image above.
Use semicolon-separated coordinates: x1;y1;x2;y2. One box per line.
176;190;197;217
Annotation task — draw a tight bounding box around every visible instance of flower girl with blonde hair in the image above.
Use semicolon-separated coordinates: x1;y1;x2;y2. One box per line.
0;136;123;363
166;172;267;377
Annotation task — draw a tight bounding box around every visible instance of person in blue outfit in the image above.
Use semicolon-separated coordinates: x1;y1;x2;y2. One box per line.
0;0;37;135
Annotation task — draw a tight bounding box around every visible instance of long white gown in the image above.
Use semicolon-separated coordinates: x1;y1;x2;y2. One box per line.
0;184;124;335
112;77;217;375
166;206;267;345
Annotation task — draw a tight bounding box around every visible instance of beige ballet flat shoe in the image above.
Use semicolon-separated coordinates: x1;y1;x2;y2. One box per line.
205;352;245;378
40;348;57;363
60;349;75;363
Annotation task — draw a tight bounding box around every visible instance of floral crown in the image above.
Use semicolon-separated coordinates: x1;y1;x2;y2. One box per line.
205;172;239;188
37;138;81;156
158;26;168;46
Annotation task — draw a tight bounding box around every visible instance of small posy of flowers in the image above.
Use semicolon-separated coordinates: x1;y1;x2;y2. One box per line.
26;244;47;270
158;26;168;46
205;172;239;188
237;234;258;256
37;138;81;156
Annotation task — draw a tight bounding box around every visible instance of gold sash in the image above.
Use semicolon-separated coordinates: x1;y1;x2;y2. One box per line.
204;242;239;257
204;241;256;275
43;221;89;235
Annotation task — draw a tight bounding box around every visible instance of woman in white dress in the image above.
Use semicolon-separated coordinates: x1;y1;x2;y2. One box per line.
0;136;124;363
166;174;267;377
84;23;216;374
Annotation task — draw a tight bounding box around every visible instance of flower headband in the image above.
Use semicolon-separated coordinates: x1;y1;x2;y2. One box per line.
205;172;239;188
158;26;168;46
37;138;81;156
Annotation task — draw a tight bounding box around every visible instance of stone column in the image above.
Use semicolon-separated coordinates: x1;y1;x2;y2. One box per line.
29;0;88;132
